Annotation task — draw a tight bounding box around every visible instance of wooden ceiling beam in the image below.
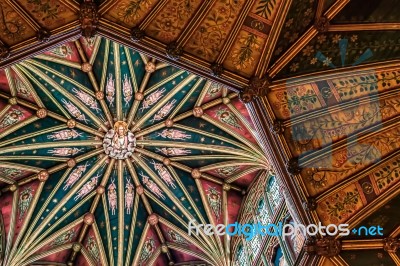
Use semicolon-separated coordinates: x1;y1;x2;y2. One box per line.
257;0;292;77
329;23;400;31
138;0;170;29
315;0;326;19
267;0;350;78
342;239;384;250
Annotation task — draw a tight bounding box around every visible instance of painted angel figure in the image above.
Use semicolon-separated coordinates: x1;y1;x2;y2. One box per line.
19;187;33;220
0;167;22;178
0;109;24;129
157;129;191;140
216;165;240;177
207;82;222;97
61;99;89;123
86;236;100;263
140;172;166;200
215;108;242;130
108;179;117;215
106;74;115;106
72;88;100;112
47;129;82;141
207;186;221;221
52;229;76;246
156;147;191;156
63;162;90;190
50;44;73;58
74;175;99;201
15;78;32;98
140;88;166;112
151;160;176;189
125;178;134;214
168;230;188;245
151;99;177;122
48;147;83;157
139;238;155;265
122;74;133;106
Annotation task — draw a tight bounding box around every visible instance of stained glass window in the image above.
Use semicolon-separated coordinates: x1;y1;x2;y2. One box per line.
267;176;281;211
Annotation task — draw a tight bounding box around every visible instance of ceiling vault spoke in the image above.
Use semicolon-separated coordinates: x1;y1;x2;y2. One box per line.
11;66;45;107
252;0;292;76
114;43;123;121
329;23;400;32
131;74;196;131
315;0;326;19
3;190;19;265
126;58;156;127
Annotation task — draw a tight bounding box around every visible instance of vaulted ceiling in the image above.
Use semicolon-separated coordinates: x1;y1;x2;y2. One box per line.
0;0;399;266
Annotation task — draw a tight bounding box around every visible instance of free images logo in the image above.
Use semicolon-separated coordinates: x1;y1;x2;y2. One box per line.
188;220;383;241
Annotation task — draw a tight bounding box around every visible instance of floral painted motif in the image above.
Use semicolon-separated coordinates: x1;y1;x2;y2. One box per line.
186;0;245;61
319;187;360;224
86;236;100;263
26;0;67;26
373;157;400;193
0;4;27;41
231;33;261;71
117;0;152;25
0;168;22;179
146;0;196;42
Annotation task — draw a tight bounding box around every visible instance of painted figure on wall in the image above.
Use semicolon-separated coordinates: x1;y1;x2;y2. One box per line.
0;168;22;179
156;147;191;156
61;99;89;123
72;88;100;112
122;74;133;106
48;147;83;157
86;236;100;263
47;129;82;141
139;238;155;265
157;129;191;140
51;229;76;246
168;230;188;245
140;172;166;200
216;165;240;177
215;108;242;130
19;186;33;220
140;88;166;112
125;177;134;214
0;109;24;129
151;160;176;189
207;186;221;221
151;99;177;122
106;74;115;106
63;162;90;190
74;175;99;201
49;44;73;59
108;178;117;215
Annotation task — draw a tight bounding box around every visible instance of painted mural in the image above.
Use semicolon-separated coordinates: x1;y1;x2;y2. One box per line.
0;36;269;265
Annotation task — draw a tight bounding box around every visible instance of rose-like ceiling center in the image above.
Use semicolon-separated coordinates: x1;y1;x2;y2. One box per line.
103;121;136;159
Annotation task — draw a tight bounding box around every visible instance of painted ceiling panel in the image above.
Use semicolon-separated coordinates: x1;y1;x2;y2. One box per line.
340;249;396;266
277;31;400;78
332;0;400;24
0;36;268;265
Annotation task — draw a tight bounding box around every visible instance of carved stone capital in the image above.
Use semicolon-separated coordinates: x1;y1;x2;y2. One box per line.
37;29;51;43
210;63;224;77
286;158;301;175
304;197;317;211
166;42;183;61
0;43;10;60
131;27;145;42
383;238;400;253
79;0;99;38
271;120;284;134
239;76;270;103
314;16;330;33
305;237;341;257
